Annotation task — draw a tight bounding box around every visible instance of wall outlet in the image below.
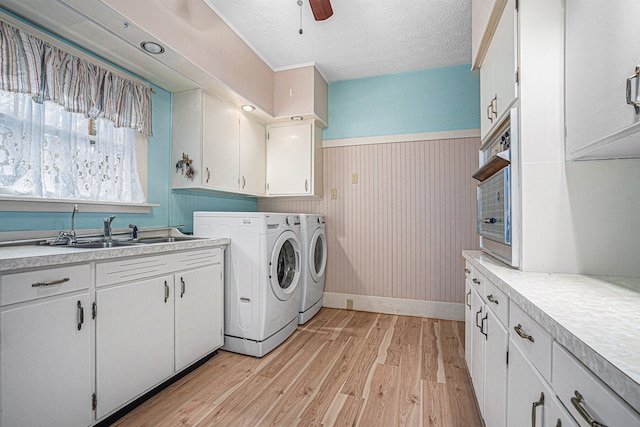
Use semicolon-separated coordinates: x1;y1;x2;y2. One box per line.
346;299;353;310
352;173;359;184
330;189;337;199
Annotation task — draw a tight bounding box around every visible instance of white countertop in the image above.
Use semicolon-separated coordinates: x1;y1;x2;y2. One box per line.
463;250;640;412
0;237;230;273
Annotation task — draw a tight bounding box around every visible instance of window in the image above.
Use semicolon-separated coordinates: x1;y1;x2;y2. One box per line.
0;18;152;209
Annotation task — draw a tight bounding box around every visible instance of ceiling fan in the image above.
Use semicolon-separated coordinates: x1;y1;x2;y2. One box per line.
308;0;333;21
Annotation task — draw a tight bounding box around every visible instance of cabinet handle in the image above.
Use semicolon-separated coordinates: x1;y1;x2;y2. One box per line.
514;323;534;342
242;176;246;189
487;104;493;123
466;290;471;308
206;167;211;183
531;392;544;427
305;179;309;192
491;94;498;118
180;277;185;298
164;281;169;303
32;277;69;287
475;308;483;329
556;420;562;427
487;294;499;304
571;391;608;427
464;268;471;274
77;301;84;331
626;65;640;114
481;314;488;339
472;277;481;285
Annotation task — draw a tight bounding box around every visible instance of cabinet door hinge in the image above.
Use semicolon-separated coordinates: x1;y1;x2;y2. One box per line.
506;350;509;365
92;393;97;411
92;302;97;319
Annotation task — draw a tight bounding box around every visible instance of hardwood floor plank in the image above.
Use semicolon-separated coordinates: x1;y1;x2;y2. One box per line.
357;363;400;426
333;394;364;427
421;318;438;382
340;313;394;398
109;309;483;427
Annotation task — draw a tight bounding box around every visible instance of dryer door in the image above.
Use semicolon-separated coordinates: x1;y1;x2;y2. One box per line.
309;228;327;283
270;230;301;301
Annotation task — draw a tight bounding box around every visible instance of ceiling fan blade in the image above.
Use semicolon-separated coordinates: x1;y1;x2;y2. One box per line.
309;0;333;21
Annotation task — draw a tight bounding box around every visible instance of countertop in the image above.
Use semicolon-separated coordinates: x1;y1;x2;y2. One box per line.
463;250;640;412
0;237;230;273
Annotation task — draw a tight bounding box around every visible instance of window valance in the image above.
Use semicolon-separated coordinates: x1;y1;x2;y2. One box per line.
0;20;152;136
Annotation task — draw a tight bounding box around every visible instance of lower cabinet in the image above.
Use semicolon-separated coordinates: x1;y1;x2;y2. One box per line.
483;308;508;427
175;264;223;371
507;339;578;427
1;291;92;427
95;275;175;418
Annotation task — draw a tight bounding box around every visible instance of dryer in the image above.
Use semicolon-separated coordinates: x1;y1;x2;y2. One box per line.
298;214;327;324
193;212;302;357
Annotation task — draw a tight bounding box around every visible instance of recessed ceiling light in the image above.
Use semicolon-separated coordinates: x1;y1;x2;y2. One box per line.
140;41;165;55
291;116;303;121
241;105;255;112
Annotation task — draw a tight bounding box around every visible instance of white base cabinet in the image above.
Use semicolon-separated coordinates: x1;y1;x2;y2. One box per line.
96;275;175;418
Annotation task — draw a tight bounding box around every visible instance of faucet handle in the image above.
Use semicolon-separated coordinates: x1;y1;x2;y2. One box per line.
104;215;116;225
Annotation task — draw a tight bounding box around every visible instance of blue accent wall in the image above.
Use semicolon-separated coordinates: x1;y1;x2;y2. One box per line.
0;11;257;233
324;64;480;140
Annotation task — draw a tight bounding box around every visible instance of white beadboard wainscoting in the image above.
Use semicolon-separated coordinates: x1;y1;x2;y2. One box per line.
259;136;480;320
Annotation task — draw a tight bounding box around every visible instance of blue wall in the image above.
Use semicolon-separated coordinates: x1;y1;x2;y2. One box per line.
324;64;479;140
0;12;256;233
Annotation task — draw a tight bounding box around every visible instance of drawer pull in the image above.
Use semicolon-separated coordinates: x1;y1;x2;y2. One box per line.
164;281;169;303
571;391;608;427
180;277;186;298
556;419;562;427
487;294;499;304
464;268;471;274
77;301;84;331
514;324;535;342
531;392;544;427
472;278;481;285
32;277;70;287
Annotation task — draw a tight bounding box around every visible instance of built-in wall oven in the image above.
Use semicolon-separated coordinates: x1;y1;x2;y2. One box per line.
473;108;520;267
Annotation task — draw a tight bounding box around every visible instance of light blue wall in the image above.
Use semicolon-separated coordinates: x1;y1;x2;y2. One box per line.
324;64;480;140
0;11;256;233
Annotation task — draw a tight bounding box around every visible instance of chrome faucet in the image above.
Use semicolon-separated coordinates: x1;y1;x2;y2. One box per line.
103;215;116;240
129;224;138;239
54;204;78;244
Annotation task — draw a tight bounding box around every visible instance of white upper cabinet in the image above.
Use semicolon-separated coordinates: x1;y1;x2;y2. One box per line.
172;89;266;196
565;0;640;160
266;120;323;197
480;0;517;140
472;0;508;69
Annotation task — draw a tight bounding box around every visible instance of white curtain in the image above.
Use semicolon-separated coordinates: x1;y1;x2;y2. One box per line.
0;90;145;202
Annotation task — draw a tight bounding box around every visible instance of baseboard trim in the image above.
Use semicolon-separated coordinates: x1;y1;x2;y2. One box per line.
322;292;464;321
322;129;480;148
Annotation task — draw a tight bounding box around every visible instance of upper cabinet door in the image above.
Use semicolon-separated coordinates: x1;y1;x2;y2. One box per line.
266;122;313;196
472;0;508;69
202;93;240;192
565;0;640;160
239;114;266;196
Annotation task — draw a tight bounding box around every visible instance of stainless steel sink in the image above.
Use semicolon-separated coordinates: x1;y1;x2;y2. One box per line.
70;240;141;249
133;236;199;244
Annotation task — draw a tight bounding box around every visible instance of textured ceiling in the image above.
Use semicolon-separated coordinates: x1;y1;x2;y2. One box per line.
204;0;472;83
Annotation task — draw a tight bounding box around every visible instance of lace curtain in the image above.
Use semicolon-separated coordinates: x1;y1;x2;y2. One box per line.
0;91;145;202
0;18;149;203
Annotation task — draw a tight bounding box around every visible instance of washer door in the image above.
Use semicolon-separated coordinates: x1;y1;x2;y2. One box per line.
270;230;301;301
309;228;327;283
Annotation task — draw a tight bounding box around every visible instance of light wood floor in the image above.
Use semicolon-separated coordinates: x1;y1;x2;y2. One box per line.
111;308;482;426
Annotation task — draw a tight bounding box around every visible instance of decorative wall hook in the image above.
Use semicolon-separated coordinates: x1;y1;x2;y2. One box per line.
175;153;195;180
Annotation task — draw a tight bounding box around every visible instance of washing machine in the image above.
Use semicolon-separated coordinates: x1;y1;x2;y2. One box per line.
193;212;302;357
298;214;327;324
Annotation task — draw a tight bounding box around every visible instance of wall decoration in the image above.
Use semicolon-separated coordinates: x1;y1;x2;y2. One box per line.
175;153;195;180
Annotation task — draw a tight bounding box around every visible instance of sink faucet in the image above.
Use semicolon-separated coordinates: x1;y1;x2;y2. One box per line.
103;215;116;240
129;224;138;239
54;204;78;244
